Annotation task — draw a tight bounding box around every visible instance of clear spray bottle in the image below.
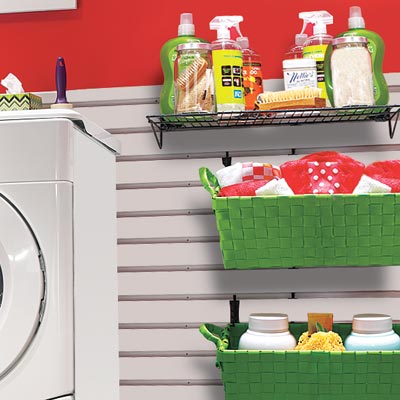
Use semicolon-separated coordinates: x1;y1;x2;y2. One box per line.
209;16;245;112
299;10;333;100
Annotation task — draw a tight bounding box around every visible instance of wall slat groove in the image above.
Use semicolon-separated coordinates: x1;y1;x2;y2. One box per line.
118;264;223;273
120;379;222;386
117;236;219;245
119;351;216;358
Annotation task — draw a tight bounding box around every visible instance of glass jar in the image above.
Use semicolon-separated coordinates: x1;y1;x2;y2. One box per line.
330;36;374;107
174;42;214;113
238;313;297;350
344;314;400;351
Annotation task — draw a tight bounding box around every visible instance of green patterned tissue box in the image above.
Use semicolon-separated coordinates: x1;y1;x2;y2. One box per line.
0;93;42;111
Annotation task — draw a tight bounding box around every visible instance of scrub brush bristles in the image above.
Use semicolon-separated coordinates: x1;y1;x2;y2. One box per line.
257;87;322;104
256;87;325;110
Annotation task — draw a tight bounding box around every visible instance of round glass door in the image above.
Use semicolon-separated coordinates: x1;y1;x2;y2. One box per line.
0;194;44;379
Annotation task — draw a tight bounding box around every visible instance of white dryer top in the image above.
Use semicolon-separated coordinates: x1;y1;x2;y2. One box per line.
0;109;120;154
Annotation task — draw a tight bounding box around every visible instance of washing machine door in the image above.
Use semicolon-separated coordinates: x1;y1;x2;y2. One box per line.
0;194;44;379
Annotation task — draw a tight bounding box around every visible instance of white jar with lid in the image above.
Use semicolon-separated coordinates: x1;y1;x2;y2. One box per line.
344;314;400;351
238;313;297;350
330;36;374;107
282;58;318;91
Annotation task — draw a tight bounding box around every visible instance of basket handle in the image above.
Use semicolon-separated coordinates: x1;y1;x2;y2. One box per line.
199;167;220;198
199;323;229;351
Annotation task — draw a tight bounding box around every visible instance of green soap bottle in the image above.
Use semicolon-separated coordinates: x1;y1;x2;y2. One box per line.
325;6;389;106
159;13;207;115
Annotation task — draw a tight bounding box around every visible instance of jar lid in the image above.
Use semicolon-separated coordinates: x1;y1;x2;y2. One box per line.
282;58;316;69
176;42;212;51
332;36;368;46
352;314;393;334
248;313;289;333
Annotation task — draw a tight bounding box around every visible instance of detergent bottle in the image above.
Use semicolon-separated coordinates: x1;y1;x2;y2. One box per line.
236;36;264;110
209;16;245;112
299;10;333;100
324;6;388;106
160;13;207;114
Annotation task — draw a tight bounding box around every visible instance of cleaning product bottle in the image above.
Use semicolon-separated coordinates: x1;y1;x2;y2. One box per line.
236;36;264;110
285;33;308;59
324;6;388;106
299;10;333;100
209;16;245;112
160;13;207;114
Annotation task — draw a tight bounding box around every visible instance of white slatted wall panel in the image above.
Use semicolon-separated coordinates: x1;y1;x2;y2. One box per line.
40;74;400;400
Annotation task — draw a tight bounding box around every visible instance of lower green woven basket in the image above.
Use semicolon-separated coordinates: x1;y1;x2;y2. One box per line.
199;167;400;269
200;322;400;400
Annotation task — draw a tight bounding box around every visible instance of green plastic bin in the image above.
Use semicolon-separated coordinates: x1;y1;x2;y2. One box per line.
199;167;400;269
200;322;400;400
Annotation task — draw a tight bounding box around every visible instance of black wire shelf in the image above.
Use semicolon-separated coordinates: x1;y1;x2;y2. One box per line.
147;104;400;149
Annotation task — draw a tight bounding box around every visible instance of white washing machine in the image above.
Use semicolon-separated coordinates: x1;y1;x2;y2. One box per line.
0;110;120;400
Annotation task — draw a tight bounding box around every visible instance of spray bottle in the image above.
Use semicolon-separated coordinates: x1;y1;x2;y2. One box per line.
209;16;245;112
160;13;207;114
324;6;388;106
299;10;333;99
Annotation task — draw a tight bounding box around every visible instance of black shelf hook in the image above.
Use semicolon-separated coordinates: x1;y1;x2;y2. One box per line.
230;295;240;326
222;152;232;167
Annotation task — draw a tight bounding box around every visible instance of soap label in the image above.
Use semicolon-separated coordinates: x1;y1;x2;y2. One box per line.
243;62;263;110
303;44;328;99
212;49;244;111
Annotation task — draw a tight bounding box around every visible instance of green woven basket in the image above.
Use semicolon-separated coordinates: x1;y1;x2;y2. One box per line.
199;167;400;269
200;322;400;400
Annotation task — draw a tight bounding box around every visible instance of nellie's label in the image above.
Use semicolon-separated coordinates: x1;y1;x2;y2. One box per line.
303;44;328;99
284;68;317;91
212;49;244;111
243;62;263;110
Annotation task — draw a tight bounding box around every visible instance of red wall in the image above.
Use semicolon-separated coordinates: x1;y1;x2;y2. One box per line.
1;0;399;92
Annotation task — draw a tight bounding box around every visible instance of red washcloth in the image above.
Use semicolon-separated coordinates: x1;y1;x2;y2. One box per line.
218;180;271;197
281;151;365;194
365;160;400;193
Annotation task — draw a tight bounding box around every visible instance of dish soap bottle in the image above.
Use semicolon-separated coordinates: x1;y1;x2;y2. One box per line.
325;6;388;106
299;10;333;100
236;36;264;110
209;16;245;112
285;33;308;59
160;13;207;114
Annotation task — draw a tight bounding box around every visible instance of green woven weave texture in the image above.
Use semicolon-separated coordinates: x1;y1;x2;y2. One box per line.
215;323;400;400
213;193;400;269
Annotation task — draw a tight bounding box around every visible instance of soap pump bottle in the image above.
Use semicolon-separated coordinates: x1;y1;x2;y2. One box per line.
159;13;207;114
329;6;388;105
236;36;264;110
285;33;308;59
209;16;245;112
299;10;334;99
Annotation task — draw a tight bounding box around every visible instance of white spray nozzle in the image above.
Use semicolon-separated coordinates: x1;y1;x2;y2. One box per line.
178;12;195;36
299;10;333;35
349;6;365;29
210;16;244;40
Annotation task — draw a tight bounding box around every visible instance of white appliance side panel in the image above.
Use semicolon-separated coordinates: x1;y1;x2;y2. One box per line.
0;182;74;399
0;119;73;183
72;128;119;400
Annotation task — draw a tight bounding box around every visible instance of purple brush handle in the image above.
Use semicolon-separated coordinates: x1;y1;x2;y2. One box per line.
55;56;68;103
